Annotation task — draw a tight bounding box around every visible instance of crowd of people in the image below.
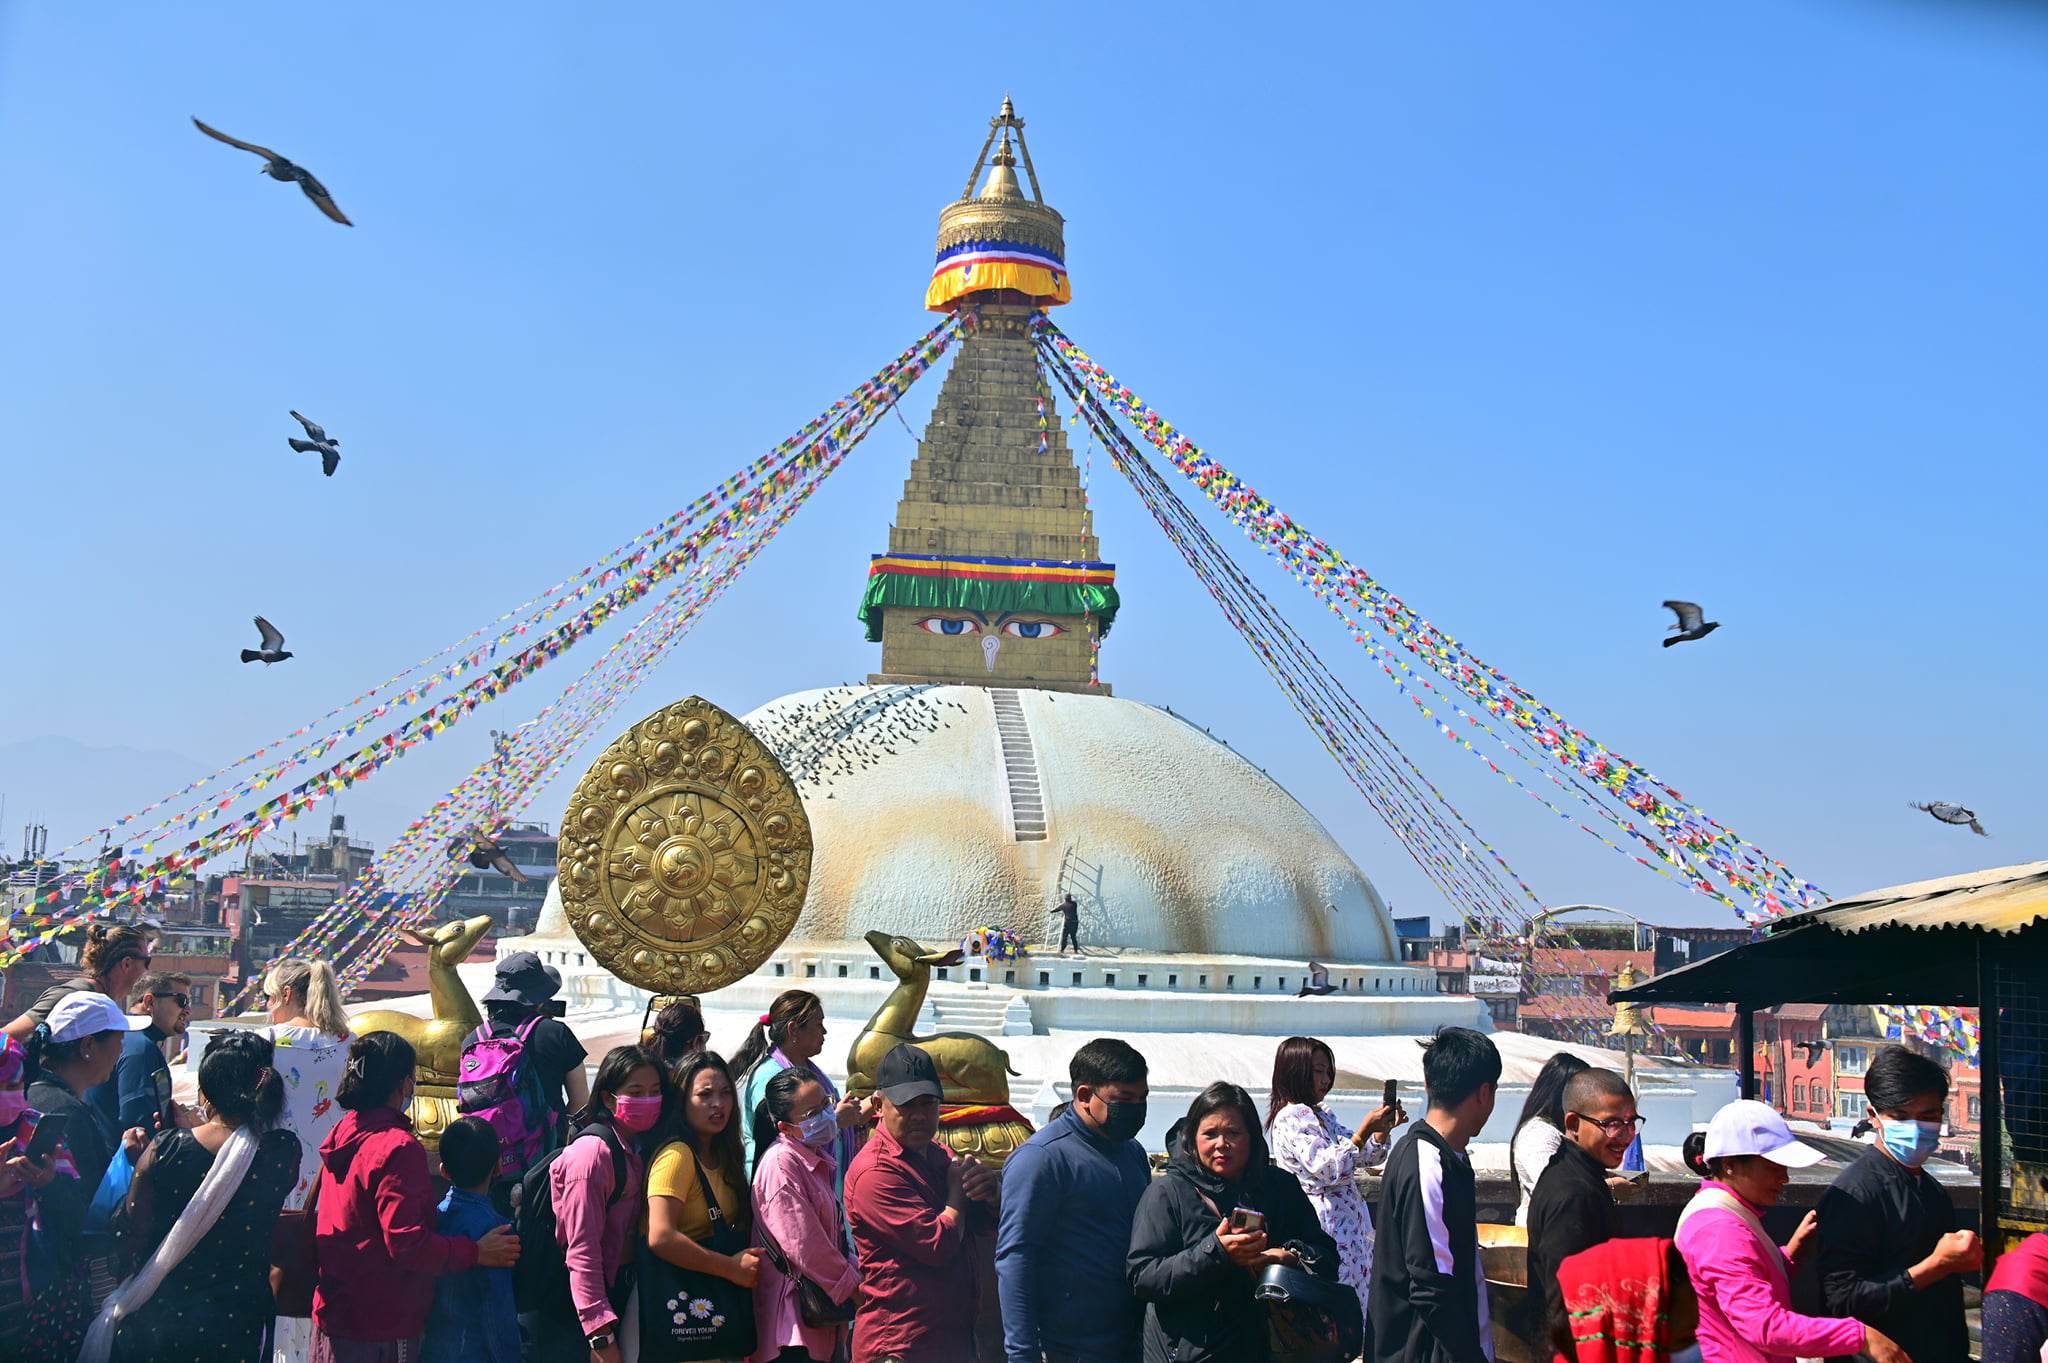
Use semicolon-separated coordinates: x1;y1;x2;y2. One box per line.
0;931;2038;1363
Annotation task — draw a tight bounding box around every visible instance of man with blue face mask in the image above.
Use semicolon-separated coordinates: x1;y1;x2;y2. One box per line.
1816;1043;1981;1363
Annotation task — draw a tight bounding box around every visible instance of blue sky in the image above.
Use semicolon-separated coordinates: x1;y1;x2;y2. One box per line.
1;3;2041;931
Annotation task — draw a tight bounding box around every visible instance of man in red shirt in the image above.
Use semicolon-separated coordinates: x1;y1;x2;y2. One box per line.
845;1043;1001;1363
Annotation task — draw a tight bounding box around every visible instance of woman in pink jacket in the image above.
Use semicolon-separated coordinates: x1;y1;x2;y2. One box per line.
1674;1101;1908;1363
748;1067;858;1363
537;1045;669;1363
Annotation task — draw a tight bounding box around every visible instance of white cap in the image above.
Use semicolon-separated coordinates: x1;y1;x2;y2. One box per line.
1704;1099;1828;1168
46;992;151;1046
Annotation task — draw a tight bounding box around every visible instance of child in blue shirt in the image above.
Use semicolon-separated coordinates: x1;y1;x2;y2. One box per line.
422;1116;521;1363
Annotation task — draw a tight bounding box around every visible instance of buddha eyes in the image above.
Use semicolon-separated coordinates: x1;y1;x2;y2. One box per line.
914;616;1064;638
1003;620;1064;638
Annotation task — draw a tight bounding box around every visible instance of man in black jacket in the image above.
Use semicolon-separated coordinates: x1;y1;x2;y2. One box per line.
1519;1068;1637;1348
1367;1026;1501;1363
1818;1044;1980;1363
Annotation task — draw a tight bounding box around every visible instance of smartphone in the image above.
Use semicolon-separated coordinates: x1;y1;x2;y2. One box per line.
1382;1079;1398;1109
1228;1207;1266;1236
21;1113;68;1165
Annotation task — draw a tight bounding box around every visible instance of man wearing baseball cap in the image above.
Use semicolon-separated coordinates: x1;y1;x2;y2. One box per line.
844;1043;1001;1363
1674;1100;1909;1363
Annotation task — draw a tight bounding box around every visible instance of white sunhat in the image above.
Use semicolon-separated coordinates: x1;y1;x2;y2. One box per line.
46;991;151;1046
1704;1098;1828;1168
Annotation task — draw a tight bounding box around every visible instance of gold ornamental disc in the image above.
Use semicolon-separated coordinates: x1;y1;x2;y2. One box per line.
558;696;812;995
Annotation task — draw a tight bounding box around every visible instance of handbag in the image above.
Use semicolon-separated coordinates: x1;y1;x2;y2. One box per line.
638;1153;757;1362
758;1212;855;1328
269;1170;320;1317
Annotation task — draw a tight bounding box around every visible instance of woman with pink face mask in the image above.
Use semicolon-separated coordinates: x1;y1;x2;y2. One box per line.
535;1045;670;1363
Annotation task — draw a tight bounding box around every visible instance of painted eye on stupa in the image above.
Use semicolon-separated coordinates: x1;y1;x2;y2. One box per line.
1002;620;1065;639
916;616;980;636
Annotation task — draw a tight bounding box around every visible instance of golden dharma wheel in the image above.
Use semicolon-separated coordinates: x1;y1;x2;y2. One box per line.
558;697;812;995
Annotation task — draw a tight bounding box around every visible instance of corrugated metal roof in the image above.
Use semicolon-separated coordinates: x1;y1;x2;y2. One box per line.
1811;860;2048;936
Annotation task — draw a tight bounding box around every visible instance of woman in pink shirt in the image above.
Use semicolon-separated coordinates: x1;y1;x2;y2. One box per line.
748;1068;858;1363
538;1045;668;1363
1674;1101;1907;1363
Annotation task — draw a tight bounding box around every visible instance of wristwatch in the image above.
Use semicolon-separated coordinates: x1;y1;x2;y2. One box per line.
587;1331;616;1352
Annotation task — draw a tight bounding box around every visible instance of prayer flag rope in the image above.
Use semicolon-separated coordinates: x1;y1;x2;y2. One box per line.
1035;317;1821;924
4;318;962;966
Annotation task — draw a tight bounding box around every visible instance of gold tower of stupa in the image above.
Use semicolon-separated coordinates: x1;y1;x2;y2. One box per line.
858;99;1118;693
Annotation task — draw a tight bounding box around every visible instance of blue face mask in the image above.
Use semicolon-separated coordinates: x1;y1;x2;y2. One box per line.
1879;1118;1941;1168
796;1109;839;1149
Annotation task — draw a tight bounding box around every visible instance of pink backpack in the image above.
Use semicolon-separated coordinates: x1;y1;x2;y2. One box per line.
457;1014;550;1173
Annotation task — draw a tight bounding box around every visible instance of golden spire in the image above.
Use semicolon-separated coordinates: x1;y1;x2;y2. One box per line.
926;97;1070;313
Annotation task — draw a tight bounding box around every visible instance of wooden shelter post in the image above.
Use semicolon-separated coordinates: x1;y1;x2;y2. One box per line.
1737;1004;1757;1100
1979;937;2002;1268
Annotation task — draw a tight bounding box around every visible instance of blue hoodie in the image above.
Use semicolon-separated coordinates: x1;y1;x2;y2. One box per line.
995;1107;1153;1363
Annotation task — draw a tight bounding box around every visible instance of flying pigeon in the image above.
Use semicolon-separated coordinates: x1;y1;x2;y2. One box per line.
287;410;341;477
1911;801;1987;836
240;615;292;665
466;831;533;883
1661;600;1721;647
192;118;352;225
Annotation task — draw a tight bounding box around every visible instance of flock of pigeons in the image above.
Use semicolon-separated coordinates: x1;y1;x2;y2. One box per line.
752;686;969;796
193;117;356;676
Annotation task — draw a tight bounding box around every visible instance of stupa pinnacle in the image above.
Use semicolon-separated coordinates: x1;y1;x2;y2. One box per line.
861;99;1116;691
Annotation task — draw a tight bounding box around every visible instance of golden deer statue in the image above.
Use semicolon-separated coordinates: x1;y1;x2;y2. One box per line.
347;914;495;1150
848;930;1017;1106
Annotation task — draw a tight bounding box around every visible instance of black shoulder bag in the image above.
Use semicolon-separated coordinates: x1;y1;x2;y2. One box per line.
638;1150;759;1362
757;1216;857;1328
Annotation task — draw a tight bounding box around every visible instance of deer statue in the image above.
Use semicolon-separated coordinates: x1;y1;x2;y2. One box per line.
848;930;1017;1106
348;915;496;1085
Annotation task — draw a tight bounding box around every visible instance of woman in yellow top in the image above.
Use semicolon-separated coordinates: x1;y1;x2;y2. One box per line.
646;1050;762;1362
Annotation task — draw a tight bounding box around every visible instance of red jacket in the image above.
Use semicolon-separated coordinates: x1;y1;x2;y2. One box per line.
314;1106;480;1341
844;1124;990;1363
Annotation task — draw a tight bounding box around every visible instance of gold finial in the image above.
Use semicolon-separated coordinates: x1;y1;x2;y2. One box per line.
1609;961;1652;1037
979;133;1024;200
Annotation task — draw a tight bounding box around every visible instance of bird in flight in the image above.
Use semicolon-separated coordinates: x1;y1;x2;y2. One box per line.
1661;600;1721;647
241;616;293;665
287;411;342;477
1911;801;1987;836
192;118;352;225
463;830;533;883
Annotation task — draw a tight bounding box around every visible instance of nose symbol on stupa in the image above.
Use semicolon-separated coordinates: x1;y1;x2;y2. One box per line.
981;635;1001;672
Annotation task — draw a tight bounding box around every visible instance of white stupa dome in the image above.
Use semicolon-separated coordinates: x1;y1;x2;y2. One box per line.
735;684;1398;963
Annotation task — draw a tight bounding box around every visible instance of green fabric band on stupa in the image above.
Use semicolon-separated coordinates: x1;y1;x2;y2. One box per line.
857;570;1120;642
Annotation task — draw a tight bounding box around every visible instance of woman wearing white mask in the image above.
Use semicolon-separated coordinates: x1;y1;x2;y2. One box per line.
748;1068;858;1363
1816;1044;1980;1363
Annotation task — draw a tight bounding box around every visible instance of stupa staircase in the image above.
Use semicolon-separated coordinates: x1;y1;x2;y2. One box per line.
926;990;1014;1038
990;689;1047;841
